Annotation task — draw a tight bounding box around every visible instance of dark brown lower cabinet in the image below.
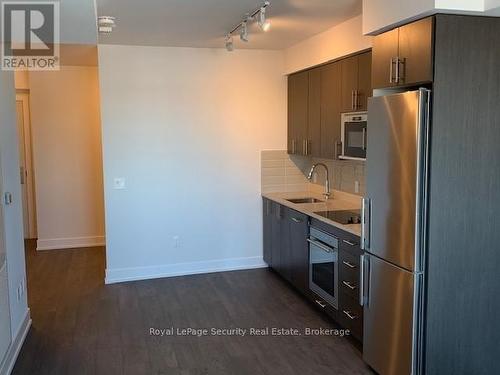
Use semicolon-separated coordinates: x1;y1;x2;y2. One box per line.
288;209;309;295
262;198;272;265
263;201;364;343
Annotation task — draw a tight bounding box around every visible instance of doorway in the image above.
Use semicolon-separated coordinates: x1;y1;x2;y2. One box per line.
15;92;37;240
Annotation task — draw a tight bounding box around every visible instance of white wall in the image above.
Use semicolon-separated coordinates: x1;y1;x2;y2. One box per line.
363;0;493;34
28;66;105;250
0;69;29;350
284;15;372;74
98;45;287;283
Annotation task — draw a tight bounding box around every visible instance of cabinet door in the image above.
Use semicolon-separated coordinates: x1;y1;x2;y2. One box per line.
320;62;342;159
270;202;282;271
372;28;399;89
262;198;272;265
279;207;292;283
398;17;434;86
357;51;372;111
341;55;359;113
288;72;309;155
307;68;321;157
288;210;309;294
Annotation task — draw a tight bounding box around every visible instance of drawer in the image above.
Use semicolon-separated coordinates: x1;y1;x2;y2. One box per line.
339;235;362;256
307;291;338;321
339;292;363;341
339;251;360;299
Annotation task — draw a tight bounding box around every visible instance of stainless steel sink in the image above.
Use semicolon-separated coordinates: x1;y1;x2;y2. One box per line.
286;197;324;204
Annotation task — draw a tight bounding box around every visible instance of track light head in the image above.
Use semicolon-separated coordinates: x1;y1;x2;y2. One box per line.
225;34;234;52
240;21;249;42
258;6;271;32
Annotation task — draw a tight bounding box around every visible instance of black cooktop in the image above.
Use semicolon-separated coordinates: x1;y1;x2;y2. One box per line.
315;210;362;225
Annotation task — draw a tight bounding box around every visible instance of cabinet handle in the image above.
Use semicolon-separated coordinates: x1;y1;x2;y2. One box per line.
302;139;309;156
291;139;296;154
343;310;358;320
266;200;271;216
362;128;366;151
395;57;400;83
342;260;356;269
351;90;355;110
334;140;342;160
342;239;357;246
342;280;357;290
397;57;406;83
291;217;303;223
315;300;327;308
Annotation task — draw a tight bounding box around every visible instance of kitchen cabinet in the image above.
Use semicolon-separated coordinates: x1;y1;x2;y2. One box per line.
287;209;309;294
341;51;372;112
307;68;322;157
288;71;308;155
320;62;342;160
288;50;372;159
372;17;433;89
262;198;272;265
263;201;309;293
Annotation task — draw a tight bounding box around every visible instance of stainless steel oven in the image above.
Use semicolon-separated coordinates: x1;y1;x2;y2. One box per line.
308;226;339;309
341;112;368;160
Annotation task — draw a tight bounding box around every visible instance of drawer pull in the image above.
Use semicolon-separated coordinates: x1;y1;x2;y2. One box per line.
342;281;357;290
315;300;327;308
342;261;356;269
343;310;358;320
291;217;303;223
342;239;357;246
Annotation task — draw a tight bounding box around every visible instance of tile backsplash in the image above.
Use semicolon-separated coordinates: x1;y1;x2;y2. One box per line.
261;150;365;196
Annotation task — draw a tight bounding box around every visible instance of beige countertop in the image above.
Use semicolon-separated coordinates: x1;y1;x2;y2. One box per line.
262;190;362;237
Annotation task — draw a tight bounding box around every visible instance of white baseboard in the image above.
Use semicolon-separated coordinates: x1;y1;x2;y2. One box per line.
36;236;105;251
105;256;267;284
0;308;31;375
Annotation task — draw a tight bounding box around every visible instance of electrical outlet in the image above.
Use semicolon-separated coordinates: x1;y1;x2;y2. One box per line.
172;236;180;249
113;178;126;190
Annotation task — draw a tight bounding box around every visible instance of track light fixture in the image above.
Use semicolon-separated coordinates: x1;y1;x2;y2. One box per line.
258;5;271;32
224;1;271;51
240;21;249;42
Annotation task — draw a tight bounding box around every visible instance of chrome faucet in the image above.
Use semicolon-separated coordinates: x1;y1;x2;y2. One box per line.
307;163;331;200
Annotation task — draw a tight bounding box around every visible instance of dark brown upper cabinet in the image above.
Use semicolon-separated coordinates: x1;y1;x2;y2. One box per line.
287;71;308;155
372;17;434;89
341;51;373;112
288;50;372;159
320;62;342;160
307;68;322;157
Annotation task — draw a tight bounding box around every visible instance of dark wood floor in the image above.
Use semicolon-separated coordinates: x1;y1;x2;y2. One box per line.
13;240;372;374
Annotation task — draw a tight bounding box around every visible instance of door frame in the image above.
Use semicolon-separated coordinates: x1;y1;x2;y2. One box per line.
15;91;37;239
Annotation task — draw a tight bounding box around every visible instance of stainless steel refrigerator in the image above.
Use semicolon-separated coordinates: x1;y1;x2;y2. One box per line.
361;88;431;375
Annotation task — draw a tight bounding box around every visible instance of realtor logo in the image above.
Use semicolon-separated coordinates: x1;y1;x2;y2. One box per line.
1;1;60;70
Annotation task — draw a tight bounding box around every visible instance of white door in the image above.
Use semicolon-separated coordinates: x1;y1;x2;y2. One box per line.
0;154;12;364
15;92;37;239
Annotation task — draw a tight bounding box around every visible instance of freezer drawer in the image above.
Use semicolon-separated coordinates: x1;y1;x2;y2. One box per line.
362;254;423;375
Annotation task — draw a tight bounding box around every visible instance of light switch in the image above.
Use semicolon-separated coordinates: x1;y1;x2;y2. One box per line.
113;178;126;190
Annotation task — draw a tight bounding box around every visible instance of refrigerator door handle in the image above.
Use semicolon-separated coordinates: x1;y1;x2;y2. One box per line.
359;254;370;306
361;198;370;250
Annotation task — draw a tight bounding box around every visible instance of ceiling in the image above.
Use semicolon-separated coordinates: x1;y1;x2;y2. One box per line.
96;0;362;50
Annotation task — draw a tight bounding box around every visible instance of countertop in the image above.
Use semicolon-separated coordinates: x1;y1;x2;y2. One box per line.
262;190;362;237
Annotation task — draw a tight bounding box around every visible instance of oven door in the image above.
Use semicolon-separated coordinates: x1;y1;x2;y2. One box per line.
308;238;338;309
341;116;367;160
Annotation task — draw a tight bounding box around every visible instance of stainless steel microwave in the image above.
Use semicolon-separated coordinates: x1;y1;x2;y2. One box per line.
340;112;367;161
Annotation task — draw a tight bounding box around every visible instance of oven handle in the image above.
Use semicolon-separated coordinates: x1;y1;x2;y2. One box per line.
307;238;334;254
